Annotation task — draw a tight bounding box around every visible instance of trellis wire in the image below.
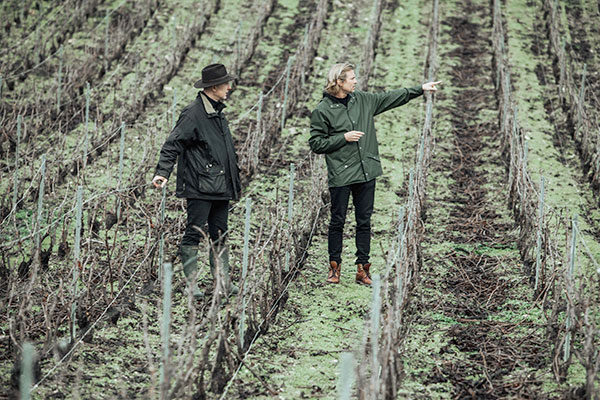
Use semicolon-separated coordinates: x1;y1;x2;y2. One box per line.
219;205;324;400
338;352;355;400
2;0;128;81
56;45;63;114
71;185;83;340
13;114;21;212
35;155;46;251
370;274;381;394
239;198;252;349
117;122;126;220
160;262;173;399
20;342;35;400
281;56;293;131
230;69;286;126
534;176;545;291
31;242;158;393
2;181;147;250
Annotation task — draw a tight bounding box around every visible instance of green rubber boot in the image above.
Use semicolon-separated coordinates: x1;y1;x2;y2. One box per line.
209;247;238;297
180;245;204;299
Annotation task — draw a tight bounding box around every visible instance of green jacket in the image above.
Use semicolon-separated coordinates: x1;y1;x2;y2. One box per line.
309;87;423;187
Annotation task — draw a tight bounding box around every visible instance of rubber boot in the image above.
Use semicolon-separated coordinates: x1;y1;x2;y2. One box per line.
180;245;204;299
209;247;239;297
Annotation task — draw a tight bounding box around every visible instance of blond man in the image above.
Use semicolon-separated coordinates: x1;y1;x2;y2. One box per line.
309;62;441;285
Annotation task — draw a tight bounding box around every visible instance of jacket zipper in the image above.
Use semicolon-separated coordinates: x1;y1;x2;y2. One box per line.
346;101;368;180
218;114;238;198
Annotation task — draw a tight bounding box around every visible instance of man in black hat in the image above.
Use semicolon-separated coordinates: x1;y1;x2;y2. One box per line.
152;63;240;299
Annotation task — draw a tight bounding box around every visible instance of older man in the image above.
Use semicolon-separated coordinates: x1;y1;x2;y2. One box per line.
152;64;240;299
309;62;441;286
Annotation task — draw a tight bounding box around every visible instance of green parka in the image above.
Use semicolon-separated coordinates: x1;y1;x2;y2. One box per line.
155;92;241;200
309;87;423;187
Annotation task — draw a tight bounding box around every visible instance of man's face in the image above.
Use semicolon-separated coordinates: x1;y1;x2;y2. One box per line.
211;82;232;101
338;70;357;95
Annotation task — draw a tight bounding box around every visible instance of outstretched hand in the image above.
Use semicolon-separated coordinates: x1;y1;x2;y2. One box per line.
422;81;442;92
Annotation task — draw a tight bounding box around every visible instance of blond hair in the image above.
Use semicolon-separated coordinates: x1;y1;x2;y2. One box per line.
325;63;355;95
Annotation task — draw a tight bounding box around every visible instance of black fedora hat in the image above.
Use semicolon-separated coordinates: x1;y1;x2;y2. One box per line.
194;64;236;88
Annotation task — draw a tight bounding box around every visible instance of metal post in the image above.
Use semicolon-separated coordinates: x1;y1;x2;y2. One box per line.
172;88;177;130
338;353;355;400
72;185;84;340
534;176;545;291
105;10;110;69
56;46;63;114
239;198;252;349
13;115;21;212
281;57;293;131
158;185;167;280
35;156;46;251
20;342;35;400
117;122;125;221
284;164;295;271
83;82;90;167
159;262;173;398
564;214;577;362
576;63;587;138
370;274;381;395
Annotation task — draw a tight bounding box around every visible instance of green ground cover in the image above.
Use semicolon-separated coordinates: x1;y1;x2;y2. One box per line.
2;0;600;398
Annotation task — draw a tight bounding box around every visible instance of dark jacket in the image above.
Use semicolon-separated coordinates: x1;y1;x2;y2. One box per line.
309;87;423;187
155;92;241;200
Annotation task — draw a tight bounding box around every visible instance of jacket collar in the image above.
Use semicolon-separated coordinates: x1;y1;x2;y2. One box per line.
322;91;355;108
199;91;226;116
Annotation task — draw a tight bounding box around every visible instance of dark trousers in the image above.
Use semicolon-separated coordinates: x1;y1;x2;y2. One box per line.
181;199;229;247
328;179;376;265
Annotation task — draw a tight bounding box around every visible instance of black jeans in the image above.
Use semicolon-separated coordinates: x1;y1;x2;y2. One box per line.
181;199;229;247
328;179;376;265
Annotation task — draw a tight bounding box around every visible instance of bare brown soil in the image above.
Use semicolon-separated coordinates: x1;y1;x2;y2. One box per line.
419;0;550;397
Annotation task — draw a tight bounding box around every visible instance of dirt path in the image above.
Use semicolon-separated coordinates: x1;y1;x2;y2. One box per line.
398;0;553;398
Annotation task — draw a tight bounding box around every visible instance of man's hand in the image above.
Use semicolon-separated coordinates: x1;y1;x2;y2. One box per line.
344;130;364;142
422;81;442;92
152;175;168;188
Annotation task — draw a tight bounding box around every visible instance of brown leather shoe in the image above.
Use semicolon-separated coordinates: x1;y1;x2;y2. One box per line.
356;263;372;286
327;261;341;284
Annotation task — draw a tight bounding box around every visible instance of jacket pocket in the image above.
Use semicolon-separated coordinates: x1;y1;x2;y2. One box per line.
198;163;227;195
332;156;359;176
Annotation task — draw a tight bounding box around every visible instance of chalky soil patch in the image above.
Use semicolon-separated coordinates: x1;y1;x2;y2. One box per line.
398;0;554;398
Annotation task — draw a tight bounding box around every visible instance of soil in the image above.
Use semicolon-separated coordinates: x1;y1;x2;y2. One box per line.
399;0;553;398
